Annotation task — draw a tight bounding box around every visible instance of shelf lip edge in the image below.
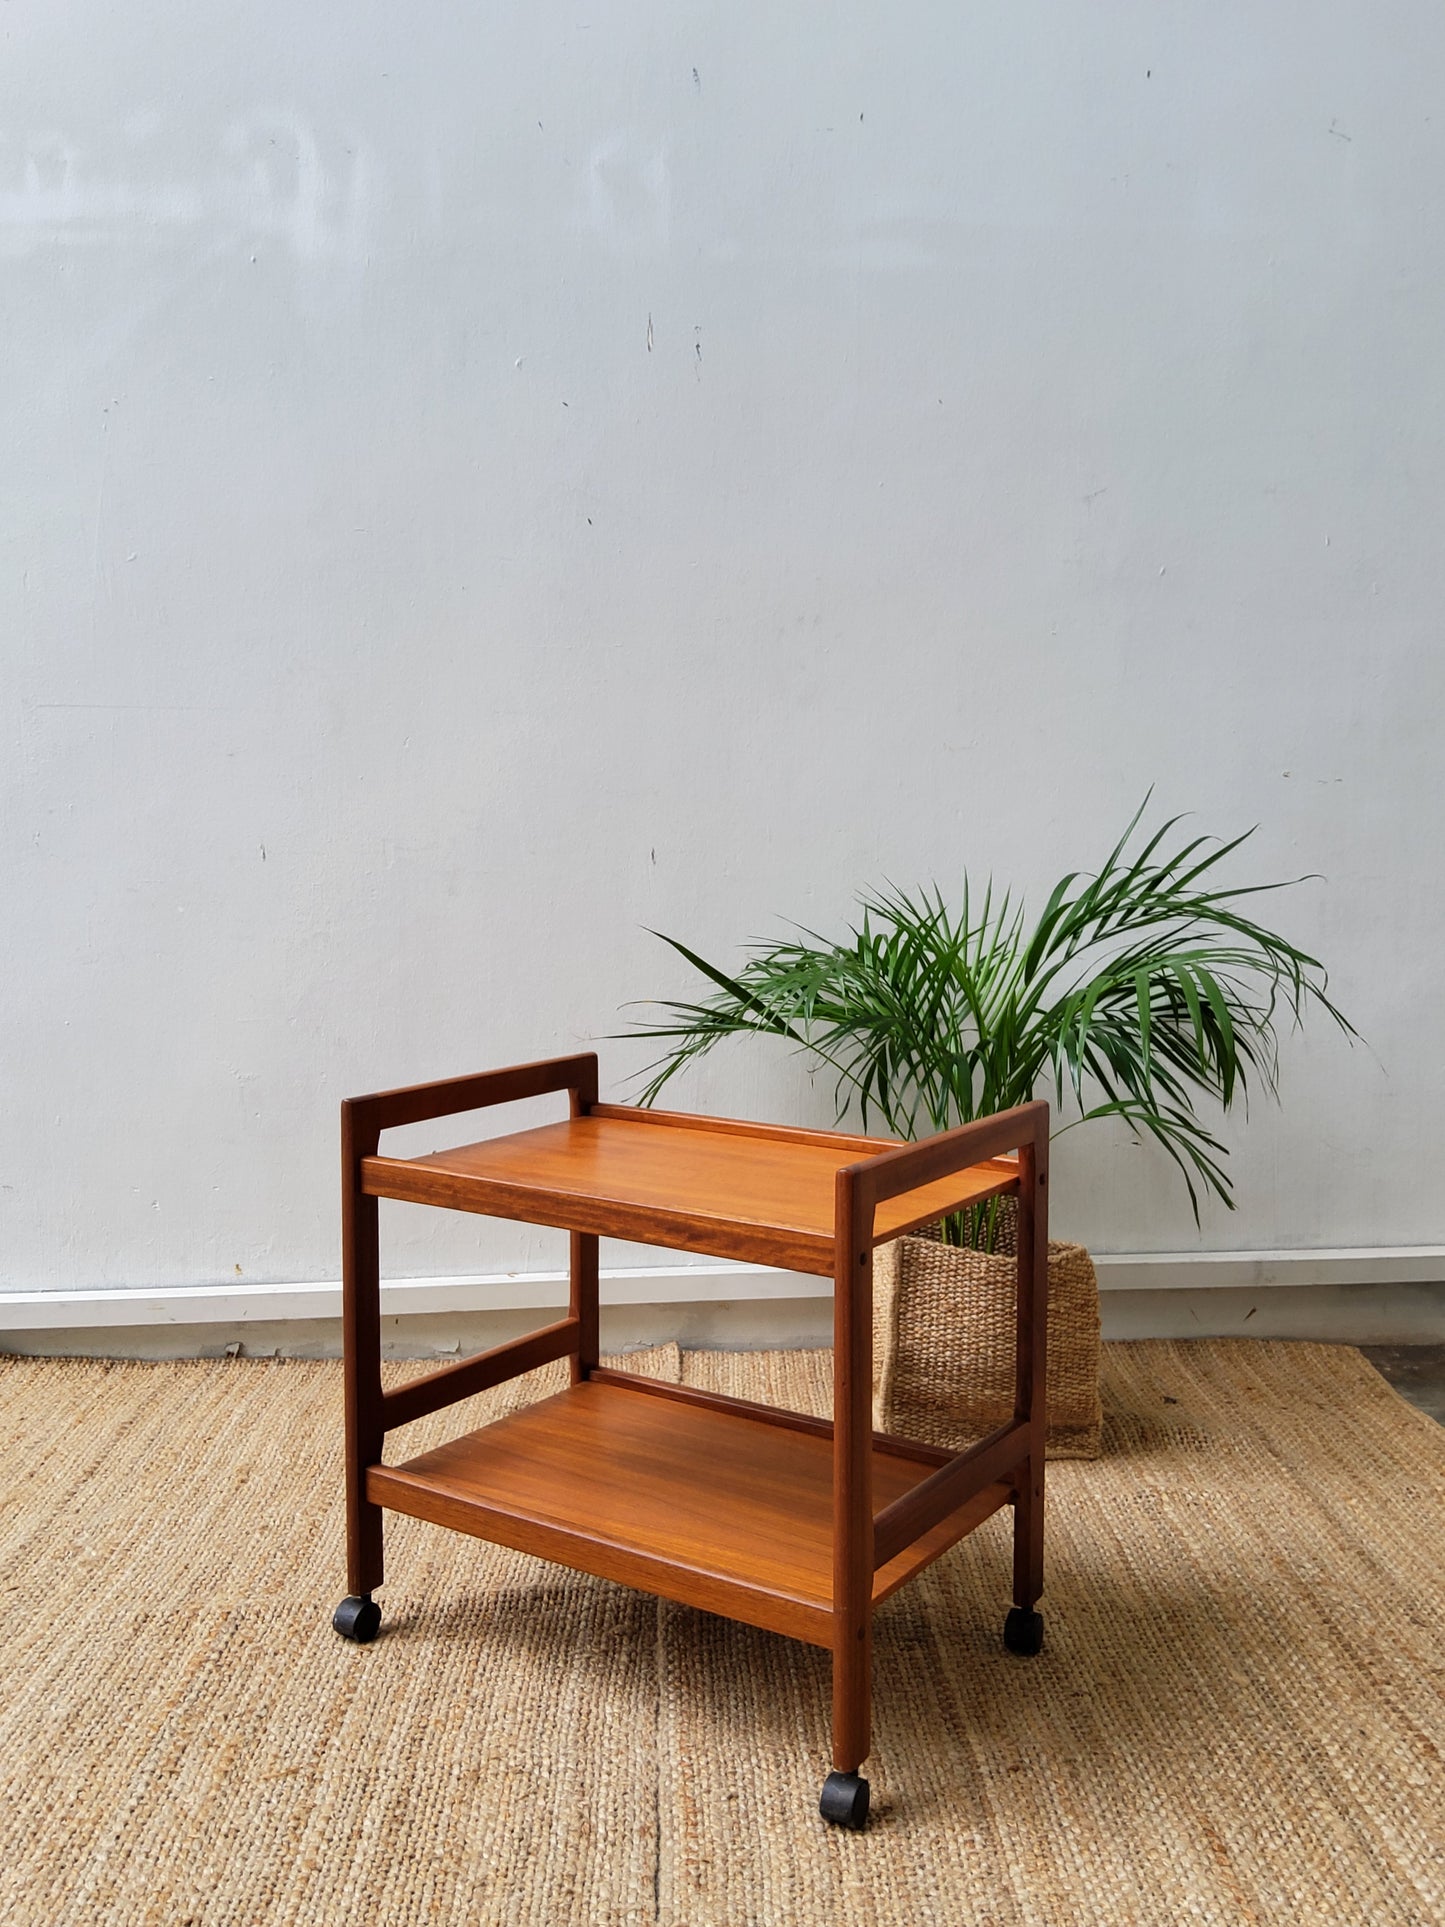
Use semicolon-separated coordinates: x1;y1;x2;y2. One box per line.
360;1155;837;1274
586;1366;952;1466
361;1149;1021;1271
872;1480;1013;1605
585;1102;901;1154
366;1459;835;1644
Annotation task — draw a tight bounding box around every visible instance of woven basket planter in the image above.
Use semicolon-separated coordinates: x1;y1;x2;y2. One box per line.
872;1199;1103;1459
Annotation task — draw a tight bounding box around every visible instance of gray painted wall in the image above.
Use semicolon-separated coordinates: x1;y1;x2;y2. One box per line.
4;3;1441;1302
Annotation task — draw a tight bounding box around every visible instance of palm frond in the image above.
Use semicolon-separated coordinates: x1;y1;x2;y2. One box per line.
618;804;1355;1242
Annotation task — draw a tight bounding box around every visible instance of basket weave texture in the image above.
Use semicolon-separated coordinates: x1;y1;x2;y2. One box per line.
872;1198;1102;1458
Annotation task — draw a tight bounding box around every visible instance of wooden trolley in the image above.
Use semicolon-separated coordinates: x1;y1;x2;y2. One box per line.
335;1053;1049;1829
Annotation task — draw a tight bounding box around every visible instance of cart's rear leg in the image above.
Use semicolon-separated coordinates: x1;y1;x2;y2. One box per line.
337;1105;386;1642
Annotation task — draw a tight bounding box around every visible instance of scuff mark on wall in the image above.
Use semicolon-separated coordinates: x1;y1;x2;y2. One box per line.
584;130;670;254
0;114;374;263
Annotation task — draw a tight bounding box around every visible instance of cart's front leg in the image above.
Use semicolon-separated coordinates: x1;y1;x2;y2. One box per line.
821;1169;874;1831
336;1106;384;1644
826;1602;872;1827
1007;1131;1048;1658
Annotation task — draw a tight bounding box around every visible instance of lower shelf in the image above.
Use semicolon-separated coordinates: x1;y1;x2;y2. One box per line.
369;1378;1011;1645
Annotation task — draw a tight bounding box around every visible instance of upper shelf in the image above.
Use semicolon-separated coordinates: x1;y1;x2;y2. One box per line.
362;1107;1020;1274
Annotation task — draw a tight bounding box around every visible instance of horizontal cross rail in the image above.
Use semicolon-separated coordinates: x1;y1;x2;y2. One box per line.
380;1316;579;1432
871;1420;1031;1570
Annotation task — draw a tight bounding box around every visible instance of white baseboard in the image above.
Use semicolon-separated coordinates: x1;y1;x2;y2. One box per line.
1094;1246;1445;1292
1;1247;1441;1354
0;1262;799;1331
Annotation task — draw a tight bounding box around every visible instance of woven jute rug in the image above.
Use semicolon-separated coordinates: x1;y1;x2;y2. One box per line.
0;1342;1440;1926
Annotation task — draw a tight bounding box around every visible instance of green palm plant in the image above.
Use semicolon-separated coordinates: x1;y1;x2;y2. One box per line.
625;802;1354;1247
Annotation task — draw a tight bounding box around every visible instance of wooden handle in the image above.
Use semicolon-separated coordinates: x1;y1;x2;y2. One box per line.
342;1051;599;1136
845;1100;1049;1207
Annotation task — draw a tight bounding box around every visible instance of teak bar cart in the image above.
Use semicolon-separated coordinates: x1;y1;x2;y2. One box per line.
334;1054;1050;1830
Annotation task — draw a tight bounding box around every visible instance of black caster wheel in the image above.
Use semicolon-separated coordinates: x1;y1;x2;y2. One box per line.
333;1594;381;1643
819;1771;870;1830
1003;1606;1044;1656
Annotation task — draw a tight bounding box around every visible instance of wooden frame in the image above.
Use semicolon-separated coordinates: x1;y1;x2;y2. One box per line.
338;1052;1049;1822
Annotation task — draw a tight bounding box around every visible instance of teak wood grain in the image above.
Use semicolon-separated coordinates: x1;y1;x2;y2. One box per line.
362;1113;1020;1275
585;1366;953;1467
339;1056;1050;1798
586;1102;901;1153
379;1316;579;1434
871;1418;1030;1569
367;1379;1010;1646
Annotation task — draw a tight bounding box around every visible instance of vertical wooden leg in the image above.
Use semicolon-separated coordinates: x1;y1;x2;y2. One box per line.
1012;1454;1045;1611
341;1112;384;1601
821;1171;874;1827
831;1612;872;1773
1009;1133;1049;1645
568;1070;601;1386
570;1230;599;1384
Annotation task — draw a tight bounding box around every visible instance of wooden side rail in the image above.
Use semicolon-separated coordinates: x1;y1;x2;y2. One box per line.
381;1317;580;1433
870;1419;1030;1569
344;1051;599;1137
342;1052;602;1600
849;1100;1047;1226
827;1099;1050;1778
